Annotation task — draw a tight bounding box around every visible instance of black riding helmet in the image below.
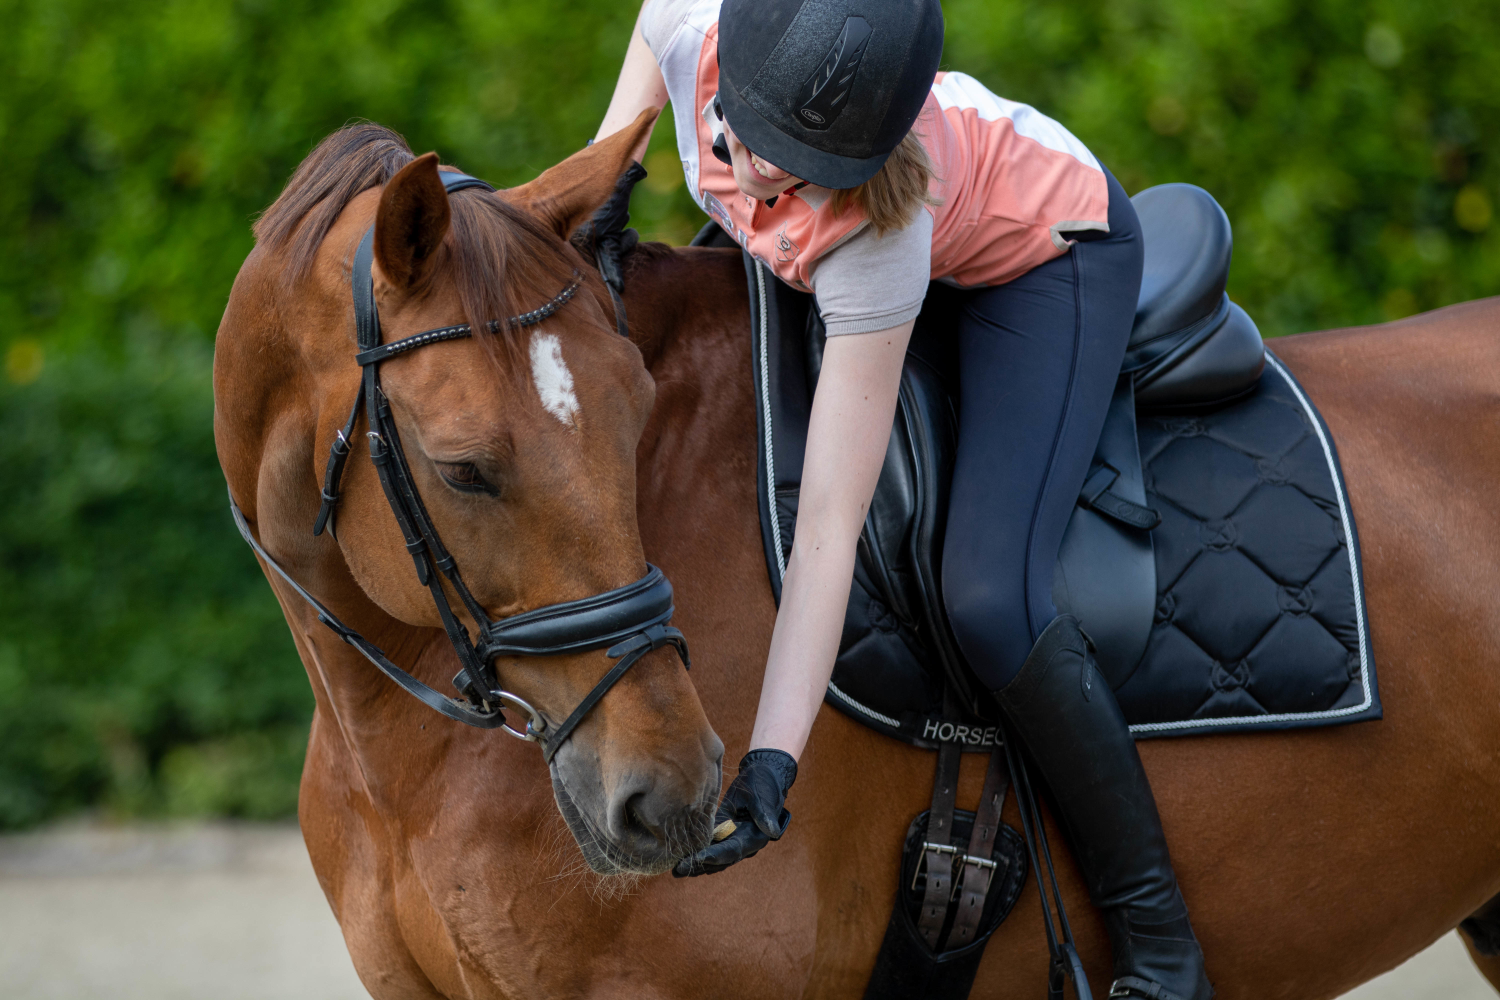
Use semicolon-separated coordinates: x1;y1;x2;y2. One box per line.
716;0;944;191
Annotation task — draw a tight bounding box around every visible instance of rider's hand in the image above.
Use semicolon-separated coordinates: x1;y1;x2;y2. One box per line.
673;749;797;877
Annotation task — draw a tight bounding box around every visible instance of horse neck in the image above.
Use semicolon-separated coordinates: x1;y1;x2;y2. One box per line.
215;246;474;806
627;244;772;752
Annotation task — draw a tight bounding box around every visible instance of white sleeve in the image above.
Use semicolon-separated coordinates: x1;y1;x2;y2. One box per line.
639;0;720;203
639;0;701;62
808;209;933;336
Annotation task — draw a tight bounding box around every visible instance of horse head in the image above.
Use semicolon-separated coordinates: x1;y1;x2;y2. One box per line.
215;110;723;876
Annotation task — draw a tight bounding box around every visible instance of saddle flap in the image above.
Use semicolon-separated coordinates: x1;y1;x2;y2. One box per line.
1054;375;1156;688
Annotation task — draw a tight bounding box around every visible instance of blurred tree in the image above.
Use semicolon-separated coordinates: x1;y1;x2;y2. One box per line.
941;0;1500;332
0;0;1495;827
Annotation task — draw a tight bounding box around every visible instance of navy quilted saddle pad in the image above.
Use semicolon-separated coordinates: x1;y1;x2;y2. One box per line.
1114;353;1377;735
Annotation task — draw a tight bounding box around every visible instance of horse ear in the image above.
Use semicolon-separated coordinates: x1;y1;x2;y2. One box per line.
374;152;451;290
502;107;659;239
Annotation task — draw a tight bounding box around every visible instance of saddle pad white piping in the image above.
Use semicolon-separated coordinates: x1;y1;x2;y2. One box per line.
758;261;788;582
828;680;903;728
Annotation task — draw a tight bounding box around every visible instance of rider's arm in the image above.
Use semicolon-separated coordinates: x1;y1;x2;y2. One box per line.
596;3;667;163
750;320;915;760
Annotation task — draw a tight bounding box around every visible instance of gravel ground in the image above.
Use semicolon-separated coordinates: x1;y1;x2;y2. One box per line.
0;822;1490;1000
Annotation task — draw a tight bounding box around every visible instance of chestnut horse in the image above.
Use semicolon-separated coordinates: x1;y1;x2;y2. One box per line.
215;116;1500;999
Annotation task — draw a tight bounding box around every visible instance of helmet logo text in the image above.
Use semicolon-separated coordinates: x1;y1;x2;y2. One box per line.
795;16;872;132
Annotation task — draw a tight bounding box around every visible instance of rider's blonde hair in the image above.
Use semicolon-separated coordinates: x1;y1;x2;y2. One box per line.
828;130;940;237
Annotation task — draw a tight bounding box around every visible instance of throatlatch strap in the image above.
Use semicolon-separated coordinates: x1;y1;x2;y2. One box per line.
313;392;362;537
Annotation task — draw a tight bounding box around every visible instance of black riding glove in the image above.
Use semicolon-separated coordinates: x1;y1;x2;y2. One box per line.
673;749;797;878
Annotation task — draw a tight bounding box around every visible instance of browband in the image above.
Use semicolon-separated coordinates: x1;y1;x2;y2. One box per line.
352;276;583;368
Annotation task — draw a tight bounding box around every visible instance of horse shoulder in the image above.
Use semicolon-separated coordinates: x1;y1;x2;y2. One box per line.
300;710;446;998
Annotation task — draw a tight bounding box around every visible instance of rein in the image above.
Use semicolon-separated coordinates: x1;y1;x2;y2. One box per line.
230;169;687;762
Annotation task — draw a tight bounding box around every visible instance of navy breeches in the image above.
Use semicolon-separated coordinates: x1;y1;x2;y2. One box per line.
940;169;1144;690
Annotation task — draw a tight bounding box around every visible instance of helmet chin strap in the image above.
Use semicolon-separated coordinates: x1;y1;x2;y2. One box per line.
711;93;808;209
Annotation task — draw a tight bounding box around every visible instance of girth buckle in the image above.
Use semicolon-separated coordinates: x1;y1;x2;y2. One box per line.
911;841;960;892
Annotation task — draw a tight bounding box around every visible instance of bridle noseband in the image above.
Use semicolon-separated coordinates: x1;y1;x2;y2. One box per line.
230;169;687;762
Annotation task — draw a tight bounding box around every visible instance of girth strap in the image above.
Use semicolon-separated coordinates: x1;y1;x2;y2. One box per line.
946;746;1010;948
911;738;1014;956
916;737;962;950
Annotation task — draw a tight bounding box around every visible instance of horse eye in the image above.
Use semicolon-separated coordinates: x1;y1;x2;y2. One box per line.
436;462;494;495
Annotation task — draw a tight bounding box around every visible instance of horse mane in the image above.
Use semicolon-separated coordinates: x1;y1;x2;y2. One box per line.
254;122;578;356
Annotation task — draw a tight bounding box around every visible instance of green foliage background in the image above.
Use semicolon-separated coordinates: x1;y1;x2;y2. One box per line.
0;0;1495;828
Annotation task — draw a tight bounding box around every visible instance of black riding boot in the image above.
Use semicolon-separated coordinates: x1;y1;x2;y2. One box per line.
994;615;1212;1000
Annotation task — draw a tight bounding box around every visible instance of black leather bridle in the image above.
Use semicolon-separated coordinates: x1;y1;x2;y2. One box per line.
230;169;688;762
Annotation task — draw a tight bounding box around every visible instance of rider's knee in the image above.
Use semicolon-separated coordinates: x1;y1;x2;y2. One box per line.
940;561;1033;690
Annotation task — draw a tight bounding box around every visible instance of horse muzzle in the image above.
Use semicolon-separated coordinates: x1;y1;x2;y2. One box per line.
550;736;722;876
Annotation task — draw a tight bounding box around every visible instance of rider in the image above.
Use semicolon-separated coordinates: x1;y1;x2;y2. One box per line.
597;2;1211;996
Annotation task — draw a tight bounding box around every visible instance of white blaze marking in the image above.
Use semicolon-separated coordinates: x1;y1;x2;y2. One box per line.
529;330;580;427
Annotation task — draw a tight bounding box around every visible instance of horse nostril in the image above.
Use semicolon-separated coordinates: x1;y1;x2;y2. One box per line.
607;777;660;842
609;776;714;856
623;795;658;840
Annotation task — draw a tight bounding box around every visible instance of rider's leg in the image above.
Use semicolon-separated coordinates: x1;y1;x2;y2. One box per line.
940;165;1141;683
941;169;1212;1000
999;616;1212;1000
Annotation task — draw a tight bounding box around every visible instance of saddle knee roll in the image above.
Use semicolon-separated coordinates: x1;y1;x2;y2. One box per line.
1133;298;1264;410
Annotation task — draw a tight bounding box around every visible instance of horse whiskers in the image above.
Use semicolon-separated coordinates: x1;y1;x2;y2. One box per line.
534;791;667;903
536;814;644;908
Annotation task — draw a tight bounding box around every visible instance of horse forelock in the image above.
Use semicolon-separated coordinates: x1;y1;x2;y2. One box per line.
253;122;416;283
253;122;582;374
441;191;581;373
